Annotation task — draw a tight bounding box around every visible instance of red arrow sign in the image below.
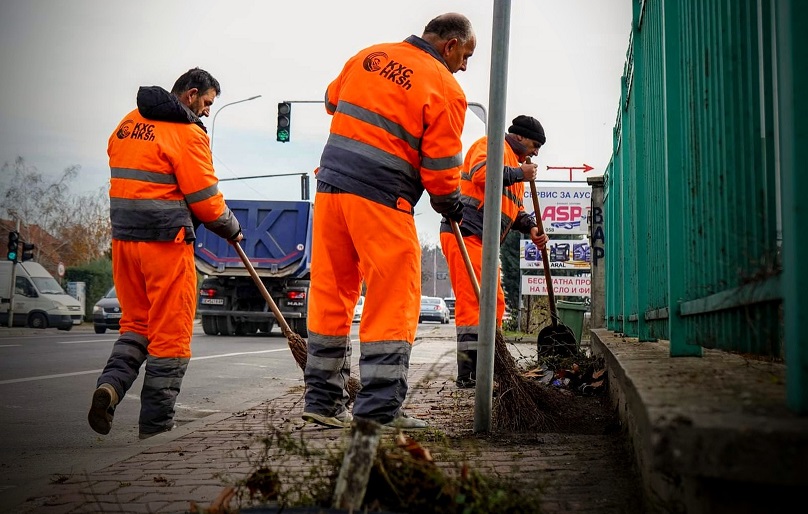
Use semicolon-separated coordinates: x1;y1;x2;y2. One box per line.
546;164;594;181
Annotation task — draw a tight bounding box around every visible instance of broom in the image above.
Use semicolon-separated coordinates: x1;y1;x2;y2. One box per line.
231;241;361;401
449;221;560;431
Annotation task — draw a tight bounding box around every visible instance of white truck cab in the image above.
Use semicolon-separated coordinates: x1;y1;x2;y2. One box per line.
0;261;83;330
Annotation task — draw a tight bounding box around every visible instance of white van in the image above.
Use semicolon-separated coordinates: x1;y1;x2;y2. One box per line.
0;261;83;330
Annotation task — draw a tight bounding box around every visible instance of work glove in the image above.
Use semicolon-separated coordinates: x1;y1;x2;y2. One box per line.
442;202;464;224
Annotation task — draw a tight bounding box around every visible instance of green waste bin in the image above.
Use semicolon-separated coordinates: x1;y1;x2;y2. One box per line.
555;300;588;348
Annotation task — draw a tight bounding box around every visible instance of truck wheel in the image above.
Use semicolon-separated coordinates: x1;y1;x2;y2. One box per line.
202;316;218;335
28;313;48;329
291;318;308;338
217;316;236;336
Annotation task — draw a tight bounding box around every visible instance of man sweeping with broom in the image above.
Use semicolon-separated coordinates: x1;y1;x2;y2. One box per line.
439;115;549;389
302;13;477;430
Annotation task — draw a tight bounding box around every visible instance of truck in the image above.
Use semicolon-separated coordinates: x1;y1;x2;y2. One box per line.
0;261;83;330
194;199;312;337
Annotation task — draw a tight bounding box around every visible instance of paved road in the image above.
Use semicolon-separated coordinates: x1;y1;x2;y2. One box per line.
0;320;454;513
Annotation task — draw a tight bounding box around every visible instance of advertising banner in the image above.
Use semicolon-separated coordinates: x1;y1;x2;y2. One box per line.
521;274;591;297
524;185;592;235
520;239;591;270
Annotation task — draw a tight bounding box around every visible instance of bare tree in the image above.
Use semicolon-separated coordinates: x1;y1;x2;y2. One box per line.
0;157;110;267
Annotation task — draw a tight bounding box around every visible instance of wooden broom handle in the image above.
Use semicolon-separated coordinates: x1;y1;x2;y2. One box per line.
231;240;293;335
526;157;559;326
450;220;481;303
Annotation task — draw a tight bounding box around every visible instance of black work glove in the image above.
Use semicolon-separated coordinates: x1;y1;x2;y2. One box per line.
229;227;243;242
442;202;464;224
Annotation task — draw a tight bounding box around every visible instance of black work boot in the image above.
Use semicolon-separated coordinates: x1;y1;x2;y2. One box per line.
88;383;119;435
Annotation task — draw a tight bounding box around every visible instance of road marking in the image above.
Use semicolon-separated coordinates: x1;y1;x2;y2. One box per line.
58;339;117;344
0;348;290;385
0;344;21;348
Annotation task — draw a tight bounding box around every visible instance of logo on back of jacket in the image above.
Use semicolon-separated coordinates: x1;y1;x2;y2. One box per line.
116;120;155;141
363;52;413;90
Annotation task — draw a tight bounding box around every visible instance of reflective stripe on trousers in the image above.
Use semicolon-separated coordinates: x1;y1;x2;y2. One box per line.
97;331;189;433
306;191;419;423
440;231;505;377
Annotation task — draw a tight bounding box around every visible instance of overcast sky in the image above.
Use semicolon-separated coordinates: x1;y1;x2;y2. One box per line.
0;0;632;245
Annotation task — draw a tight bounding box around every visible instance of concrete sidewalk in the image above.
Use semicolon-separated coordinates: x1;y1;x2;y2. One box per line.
13;330;642;514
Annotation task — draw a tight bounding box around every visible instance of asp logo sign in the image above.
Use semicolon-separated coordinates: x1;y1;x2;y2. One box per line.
115;119;155;142
362;51;414;90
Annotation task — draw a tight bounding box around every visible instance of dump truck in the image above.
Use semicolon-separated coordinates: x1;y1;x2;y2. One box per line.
194;199;312;337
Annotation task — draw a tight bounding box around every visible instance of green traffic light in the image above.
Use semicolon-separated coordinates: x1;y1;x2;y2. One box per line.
7;251;17;261
277;129;290;143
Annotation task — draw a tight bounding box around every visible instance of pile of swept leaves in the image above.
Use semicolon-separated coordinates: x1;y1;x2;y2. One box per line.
196;425;543;514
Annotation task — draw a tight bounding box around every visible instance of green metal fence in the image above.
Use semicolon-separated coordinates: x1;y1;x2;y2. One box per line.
604;0;806;412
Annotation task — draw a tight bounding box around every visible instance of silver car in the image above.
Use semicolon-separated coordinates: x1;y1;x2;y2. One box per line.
419;296;450;324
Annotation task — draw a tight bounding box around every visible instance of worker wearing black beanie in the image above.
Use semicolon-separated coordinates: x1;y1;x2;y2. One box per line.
508;115;546;145
439;114;549;389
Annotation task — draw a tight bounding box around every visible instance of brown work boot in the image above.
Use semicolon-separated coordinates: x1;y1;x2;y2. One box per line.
88;383;118;435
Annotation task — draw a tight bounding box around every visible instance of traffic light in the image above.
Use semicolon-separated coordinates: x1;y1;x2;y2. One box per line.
7;231;19;262
21;242;35;262
276;102;291;143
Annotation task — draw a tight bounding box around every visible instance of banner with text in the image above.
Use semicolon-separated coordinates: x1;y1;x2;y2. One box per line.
524;185;592;235
520;239;591;270
521;274;591;297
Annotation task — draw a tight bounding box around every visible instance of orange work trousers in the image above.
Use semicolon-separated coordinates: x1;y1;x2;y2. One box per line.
112;239;197;358
308;192;421;342
440;231;505;332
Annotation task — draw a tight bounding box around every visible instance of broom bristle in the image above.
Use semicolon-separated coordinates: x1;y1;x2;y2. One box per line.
492;329;564;432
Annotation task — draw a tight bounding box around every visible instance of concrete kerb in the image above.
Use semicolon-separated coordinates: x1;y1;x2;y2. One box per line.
590;328;808;513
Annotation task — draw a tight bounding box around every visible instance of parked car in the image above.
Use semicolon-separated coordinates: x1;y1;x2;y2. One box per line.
419;296;450;324
443;296;456;318
93;286;121;334
353;295;365;323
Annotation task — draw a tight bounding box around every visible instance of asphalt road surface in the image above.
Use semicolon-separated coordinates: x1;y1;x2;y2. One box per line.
0;319;454;513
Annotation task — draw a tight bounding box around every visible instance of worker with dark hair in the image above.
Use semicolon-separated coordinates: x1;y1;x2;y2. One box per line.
88;67;242;439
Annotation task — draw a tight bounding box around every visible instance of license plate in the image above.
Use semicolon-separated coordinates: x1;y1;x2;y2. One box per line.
107;313;121;319
201;298;225;305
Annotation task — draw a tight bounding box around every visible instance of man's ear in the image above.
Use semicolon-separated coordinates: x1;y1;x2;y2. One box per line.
443;38;458;57
178;88;198;107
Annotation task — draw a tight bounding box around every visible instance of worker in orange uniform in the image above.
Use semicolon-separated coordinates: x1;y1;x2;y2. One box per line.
440;115;549;388
303;13;477;430
88;68;243;439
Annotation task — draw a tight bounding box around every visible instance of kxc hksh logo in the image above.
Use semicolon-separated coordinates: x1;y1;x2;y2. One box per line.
363;52;414;90
116;120;155;141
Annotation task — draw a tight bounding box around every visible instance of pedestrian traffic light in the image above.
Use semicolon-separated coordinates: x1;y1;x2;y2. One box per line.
21;242;35;262
7;231;19;262
277;102;291;143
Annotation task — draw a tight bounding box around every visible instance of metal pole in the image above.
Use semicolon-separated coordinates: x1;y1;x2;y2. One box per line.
210;95;262;151
433;246;437;297
474;0;511;434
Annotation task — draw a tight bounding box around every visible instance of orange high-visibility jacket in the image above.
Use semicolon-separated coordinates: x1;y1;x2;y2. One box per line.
317;35;466;215
108;86;239;243
443;136;536;241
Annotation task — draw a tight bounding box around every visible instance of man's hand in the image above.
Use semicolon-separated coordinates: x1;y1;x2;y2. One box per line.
521;161;538;181
529;227;549;250
442;202;464;224
230;230;244;243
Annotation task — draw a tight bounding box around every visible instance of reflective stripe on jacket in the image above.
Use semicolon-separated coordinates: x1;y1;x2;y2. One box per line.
108;86;239;242
317;35;466;214
439;136;536;240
